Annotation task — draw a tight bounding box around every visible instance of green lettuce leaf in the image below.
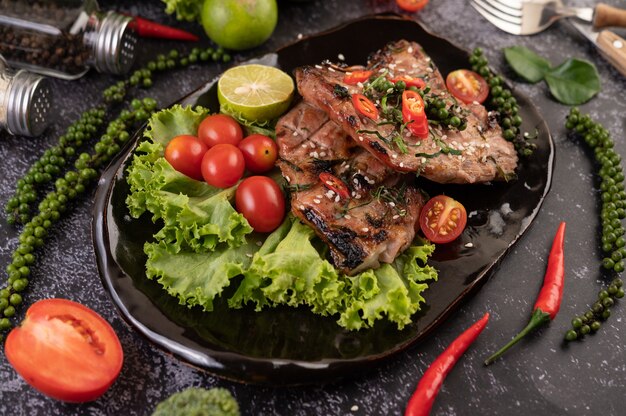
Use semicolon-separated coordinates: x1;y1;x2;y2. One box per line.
125;105;253;252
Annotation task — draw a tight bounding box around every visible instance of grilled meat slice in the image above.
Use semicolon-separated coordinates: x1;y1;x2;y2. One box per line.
295;40;518;184
276;101;424;274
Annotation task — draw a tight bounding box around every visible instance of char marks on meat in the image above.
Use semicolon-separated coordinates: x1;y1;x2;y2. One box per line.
296;40;518;184
276;101;424;274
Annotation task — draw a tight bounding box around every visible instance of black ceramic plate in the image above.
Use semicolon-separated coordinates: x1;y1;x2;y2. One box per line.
93;14;554;385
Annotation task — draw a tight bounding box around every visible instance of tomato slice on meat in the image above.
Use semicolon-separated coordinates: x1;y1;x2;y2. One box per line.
319;172;350;199
396;0;429;12
352;93;379;121
343;70;373;85
5;299;123;403
419;195;467;244
445;69;489;104
391;75;426;89
402;90;429;139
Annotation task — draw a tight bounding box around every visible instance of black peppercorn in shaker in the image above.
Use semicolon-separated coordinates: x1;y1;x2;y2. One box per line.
0;56;53;137
0;0;137;80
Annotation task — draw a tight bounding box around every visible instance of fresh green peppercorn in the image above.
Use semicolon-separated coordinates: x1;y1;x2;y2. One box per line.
580;324;591;335
590;321;601;332
565;330;578;341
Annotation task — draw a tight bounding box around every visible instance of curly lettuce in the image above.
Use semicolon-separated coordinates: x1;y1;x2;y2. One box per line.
161;0;202;22
126;105;438;330
126;105;253;252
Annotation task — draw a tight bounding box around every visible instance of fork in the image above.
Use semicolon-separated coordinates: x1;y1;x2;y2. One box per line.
470;0;626;76
470;0;626;35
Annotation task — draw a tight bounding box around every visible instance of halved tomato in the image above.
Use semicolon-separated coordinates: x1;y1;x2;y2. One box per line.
397;0;429;12
445;69;489;104
419;195;467;244
5;299;123;402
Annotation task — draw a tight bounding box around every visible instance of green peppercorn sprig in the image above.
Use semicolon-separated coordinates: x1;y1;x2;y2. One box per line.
469;48;535;157
0;99;154;339
423;93;468;131
562;107;625;341
0;45;233;341
565;278;624;341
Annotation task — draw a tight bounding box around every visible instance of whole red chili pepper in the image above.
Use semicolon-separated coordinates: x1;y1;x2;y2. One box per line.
484;221;566;365
130;17;199;42
405;312;490;416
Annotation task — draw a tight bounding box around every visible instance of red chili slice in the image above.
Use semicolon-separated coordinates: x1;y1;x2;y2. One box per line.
402;90;429;139
352;93;379;121
319;172;350;199
391;75;426;89
343;70;373;85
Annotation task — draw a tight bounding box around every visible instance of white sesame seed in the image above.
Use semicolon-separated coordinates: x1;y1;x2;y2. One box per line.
313;198;321;204
399;162;405;168
392;215;400;220
319;151;327;157
421;157;427;163
246;253;253;258
338;53;345;61
292;131;298;136
328;67;335;72
427;67;433;73
309;142;316;148
315;64;323;69
407;47;414;53
411;63;418;68
389;202;396;207
335;196;340;202
392;153;398;159
316;194;323;199
351;405;359;412
285;176;291;182
362;227;369;232
297;33;303;39
256;241;263;247
357;81;364;88
465;242;474;248
358;136;364;142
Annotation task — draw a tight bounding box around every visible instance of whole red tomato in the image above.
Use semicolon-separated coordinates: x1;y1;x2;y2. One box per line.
5;299;123;403
235;176;285;232
238;134;278;173
198;114;243;148
164;135;208;180
201;143;245;188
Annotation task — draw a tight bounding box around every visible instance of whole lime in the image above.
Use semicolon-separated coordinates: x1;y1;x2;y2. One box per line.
201;0;278;51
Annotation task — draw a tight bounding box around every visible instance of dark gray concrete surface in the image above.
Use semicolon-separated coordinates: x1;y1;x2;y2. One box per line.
1;0;625;415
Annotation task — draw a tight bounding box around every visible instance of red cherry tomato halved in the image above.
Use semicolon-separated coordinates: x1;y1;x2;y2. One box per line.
5;299;123;403
319;172;350;199
164;134;209;180
343;70;373;85
352;93;379;121
397;0;429;12
201;143;245;188
419;195;467;244
237;134;278;174
391;75;426;89
198;114;243;148
235;176;285;233
445;69;489;104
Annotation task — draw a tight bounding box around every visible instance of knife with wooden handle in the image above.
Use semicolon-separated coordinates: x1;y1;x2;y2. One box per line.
570;20;626;77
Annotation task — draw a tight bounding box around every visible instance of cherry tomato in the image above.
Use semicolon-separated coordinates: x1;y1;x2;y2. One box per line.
402;90;429;139
201;143;245;188
391;75;426;89
197;114;243;148
235;176;285;232
5;299;123;403
446;69;489;104
237;134;278;173
352;93;379;121
396;0;429;12
343;70;373;85
319;172;350;199
419;195;467;244
164;134;209;180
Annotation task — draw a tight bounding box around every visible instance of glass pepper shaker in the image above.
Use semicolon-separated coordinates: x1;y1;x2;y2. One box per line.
0;0;137;80
0;56;53;137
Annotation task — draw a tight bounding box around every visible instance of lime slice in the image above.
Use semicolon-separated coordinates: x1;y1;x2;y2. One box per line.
217;64;294;122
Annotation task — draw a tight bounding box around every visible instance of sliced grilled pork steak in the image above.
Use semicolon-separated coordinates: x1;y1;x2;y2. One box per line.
295;40;518;184
276;101;424;274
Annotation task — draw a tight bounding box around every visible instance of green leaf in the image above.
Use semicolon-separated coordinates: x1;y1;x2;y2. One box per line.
544;58;601;105
503;46;552;83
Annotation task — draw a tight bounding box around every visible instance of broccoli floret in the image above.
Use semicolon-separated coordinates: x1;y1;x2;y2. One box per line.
152;387;240;416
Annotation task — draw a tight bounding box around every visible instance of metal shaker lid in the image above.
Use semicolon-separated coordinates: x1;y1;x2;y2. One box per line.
6;70;53;137
92;12;137;75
